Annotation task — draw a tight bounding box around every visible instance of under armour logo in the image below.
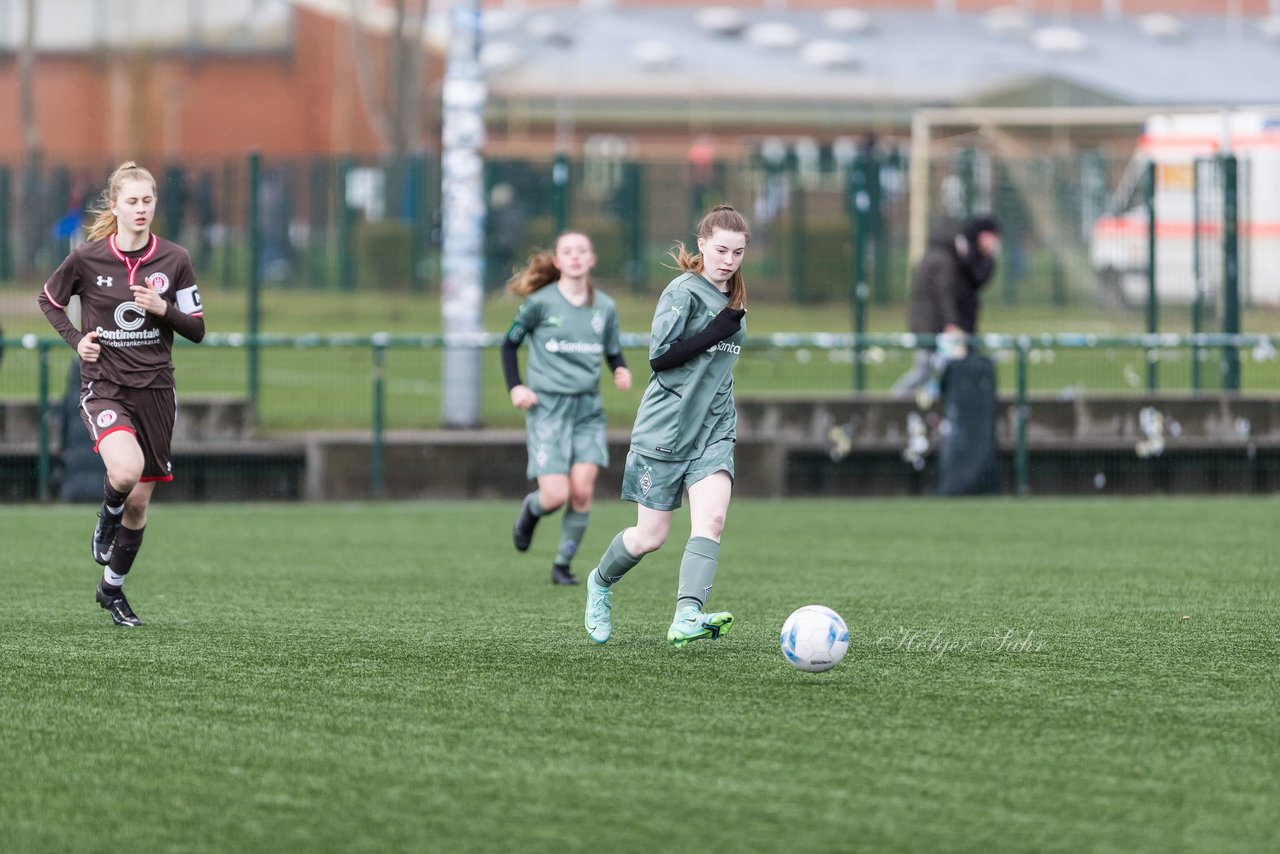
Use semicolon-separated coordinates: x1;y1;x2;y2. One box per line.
96;276;113;288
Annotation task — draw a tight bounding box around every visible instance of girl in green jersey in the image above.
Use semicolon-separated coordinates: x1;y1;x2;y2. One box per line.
583;205;750;647
503;232;632;585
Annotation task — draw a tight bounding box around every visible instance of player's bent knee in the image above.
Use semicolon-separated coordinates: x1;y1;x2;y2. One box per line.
691;527;723;543
107;465;143;492
100;438;145;488
694;515;726;540
630;528;668;554
538;475;571;503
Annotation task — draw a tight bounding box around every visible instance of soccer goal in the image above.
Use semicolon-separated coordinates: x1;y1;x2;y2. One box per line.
906;104;1253;312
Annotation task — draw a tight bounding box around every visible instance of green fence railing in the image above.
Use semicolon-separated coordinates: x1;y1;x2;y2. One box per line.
4;330;1277;500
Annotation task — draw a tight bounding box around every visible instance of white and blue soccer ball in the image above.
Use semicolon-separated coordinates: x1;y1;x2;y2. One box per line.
780;605;850;672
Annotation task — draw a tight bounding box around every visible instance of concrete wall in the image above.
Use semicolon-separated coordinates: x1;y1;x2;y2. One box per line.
6;393;1280;501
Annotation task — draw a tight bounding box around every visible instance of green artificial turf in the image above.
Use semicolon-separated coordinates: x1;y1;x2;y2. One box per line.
2;497;1276;852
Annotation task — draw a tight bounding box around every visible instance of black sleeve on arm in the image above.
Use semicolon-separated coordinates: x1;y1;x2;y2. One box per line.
649;327;723;372
161;302;205;343
501;337;523;391
606;351;627;372
649;307;744;373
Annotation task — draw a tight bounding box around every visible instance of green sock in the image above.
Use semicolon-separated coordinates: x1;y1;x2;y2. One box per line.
555;509;589;566
676;536;720;614
593;531;642;586
525;491;550;518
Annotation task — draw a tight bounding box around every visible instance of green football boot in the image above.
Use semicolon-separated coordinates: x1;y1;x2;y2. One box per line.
584;571;613;644
666;607;733;648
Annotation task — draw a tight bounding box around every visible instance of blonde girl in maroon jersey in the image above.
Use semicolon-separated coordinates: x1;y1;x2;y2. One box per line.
38;162;206;627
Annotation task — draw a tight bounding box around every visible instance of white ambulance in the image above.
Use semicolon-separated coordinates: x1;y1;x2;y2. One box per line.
1090;111;1280;307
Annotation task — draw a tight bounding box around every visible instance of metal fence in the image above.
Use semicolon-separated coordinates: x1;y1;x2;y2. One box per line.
3;331;1278;501
0;138;1251;325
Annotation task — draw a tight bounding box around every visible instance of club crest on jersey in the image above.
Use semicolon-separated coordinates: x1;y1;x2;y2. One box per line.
591;312;605;335
96;409;118;428
145;272;170;294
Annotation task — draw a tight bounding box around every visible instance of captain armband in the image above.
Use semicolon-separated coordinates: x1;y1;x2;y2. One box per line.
177;284;203;315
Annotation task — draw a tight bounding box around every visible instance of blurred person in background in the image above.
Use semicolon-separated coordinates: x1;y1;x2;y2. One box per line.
503;231;632;586
892;214;1001;405
37;162;206;627
582;204;749;648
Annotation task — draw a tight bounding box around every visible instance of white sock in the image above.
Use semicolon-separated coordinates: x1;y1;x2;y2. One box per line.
103;569;126;587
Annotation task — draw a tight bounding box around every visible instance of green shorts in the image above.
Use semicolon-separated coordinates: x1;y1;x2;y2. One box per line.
619;440;736;511
525;390;608;479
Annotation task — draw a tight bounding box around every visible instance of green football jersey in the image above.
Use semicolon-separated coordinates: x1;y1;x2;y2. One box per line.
629;272;746;461
505;284;622;395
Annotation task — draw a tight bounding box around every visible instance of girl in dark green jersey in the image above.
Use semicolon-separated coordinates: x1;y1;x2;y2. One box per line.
502;232;632;585
583;205;749;647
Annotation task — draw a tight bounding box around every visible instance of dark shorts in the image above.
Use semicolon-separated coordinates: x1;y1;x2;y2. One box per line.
78;379;177;482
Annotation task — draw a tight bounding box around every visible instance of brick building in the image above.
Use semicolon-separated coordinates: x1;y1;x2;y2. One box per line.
1;0;1277;163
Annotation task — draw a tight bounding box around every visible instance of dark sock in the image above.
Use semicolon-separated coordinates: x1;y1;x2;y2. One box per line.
108;525;146;576
103;477;128;513
104;476;128;505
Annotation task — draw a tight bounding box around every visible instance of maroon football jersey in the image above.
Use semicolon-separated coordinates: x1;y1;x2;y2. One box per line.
41;234;204;388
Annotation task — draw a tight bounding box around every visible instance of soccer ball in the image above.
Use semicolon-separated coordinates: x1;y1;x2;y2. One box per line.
779;605;849;672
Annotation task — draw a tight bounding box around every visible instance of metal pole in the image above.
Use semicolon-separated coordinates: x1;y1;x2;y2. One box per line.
162;164;184;242
622;160;645;294
371;341;387;497
789;166;806;303
308;157;330;290
440;0;487;427
409;153;427;293
958;147;975;220
850;155;869;391
867;150;886;305
1051;256;1065;308
1015;337;1029;496
220;160;234;286
552;151;569;235
907;111;931;267
1221;154;1240;391
338;157;357;292
1190;157;1204;391
37;341;51;501
0;167;12;281
1144;160;1158;392
247;149;262;407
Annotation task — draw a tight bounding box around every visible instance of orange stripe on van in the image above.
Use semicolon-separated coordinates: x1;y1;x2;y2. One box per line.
1093;217;1280;238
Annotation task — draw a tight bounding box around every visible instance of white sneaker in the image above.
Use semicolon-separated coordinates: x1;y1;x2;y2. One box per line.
584;571;613;644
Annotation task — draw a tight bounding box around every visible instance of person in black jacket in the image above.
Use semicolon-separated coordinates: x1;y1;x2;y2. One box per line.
892;214;1000;400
